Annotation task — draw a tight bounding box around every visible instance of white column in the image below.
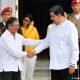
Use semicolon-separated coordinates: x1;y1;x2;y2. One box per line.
15;0;18;19
8;0;16;17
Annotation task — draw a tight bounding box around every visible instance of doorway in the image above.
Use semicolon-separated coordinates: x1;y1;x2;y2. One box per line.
19;0;72;59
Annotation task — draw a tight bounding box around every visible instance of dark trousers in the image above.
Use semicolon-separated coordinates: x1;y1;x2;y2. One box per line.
51;68;72;80
78;50;80;79
0;71;20;80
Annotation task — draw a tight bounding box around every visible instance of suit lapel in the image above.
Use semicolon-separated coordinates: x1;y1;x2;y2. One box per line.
0;22;6;35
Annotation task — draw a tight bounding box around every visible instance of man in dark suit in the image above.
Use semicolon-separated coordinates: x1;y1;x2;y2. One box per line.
0;7;12;36
0;7;22;36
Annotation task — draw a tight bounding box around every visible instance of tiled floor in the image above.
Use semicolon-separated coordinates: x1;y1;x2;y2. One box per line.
33;60;51;80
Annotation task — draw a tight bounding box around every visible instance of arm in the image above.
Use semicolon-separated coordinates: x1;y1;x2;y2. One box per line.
21;35;42;46
27;37;50;58
34;35;50;54
0;37;27;58
69;24;79;67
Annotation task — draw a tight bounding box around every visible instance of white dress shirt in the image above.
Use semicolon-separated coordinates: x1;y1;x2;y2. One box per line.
47;24;53;34
34;19;79;70
0;30;41;72
3;21;6;26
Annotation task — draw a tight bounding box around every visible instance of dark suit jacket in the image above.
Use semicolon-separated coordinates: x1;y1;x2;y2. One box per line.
0;22;6;36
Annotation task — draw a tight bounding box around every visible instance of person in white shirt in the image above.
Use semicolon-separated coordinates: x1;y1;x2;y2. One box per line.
28;5;79;80
47;12;67;34
68;0;80;78
0;17;41;80
47;24;53;34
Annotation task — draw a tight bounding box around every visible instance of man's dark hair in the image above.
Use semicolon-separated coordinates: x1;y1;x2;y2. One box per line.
49;5;64;16
23;14;33;22
6;17;17;29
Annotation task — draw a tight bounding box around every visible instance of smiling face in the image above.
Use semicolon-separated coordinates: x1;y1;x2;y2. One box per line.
72;3;80;13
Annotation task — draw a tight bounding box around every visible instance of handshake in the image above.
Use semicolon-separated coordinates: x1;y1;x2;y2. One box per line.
27;50;36;58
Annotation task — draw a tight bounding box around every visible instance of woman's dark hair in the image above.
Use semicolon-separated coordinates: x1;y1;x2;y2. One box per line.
23;14;33;22
49;5;64;16
6;17;17;29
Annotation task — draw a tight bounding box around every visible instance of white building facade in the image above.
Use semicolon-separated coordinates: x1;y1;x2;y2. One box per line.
0;0;18;21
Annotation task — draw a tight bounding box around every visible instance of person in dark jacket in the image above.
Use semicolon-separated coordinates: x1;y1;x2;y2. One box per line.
0;7;22;36
0;7;12;36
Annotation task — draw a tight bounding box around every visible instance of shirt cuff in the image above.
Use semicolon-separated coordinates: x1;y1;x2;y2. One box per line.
33;49;39;54
22;52;27;57
70;63;76;67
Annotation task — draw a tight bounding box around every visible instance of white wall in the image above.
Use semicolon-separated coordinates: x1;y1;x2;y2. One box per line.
0;0;18;21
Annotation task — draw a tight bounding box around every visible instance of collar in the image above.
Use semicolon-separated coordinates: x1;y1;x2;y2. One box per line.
5;29;17;39
22;24;34;32
3;21;6;26
59;18;67;25
74;13;80;20
55;18;67;26
23;25;28;30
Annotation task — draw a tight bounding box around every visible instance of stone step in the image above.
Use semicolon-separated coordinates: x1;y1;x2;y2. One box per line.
33;60;51;80
34;69;51;77
33;77;51;80
35;60;49;69
33;69;51;80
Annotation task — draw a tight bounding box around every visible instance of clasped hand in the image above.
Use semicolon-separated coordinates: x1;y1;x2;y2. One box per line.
27;50;36;58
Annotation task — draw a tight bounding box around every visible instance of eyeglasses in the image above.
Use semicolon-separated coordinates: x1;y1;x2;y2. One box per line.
24;19;30;22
